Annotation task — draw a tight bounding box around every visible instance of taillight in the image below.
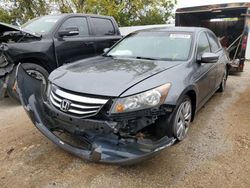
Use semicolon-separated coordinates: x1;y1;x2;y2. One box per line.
242;35;248;49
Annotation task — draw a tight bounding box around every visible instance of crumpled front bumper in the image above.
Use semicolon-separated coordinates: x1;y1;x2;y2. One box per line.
16;65;176;165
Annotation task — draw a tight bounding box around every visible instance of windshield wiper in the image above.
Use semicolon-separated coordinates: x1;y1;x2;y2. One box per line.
134;56;160;61
103;54;114;57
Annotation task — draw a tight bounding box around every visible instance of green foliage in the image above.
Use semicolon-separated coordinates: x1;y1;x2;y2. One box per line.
57;0;176;26
0;0;176;26
0;7;12;23
1;0;50;24
11;0;49;24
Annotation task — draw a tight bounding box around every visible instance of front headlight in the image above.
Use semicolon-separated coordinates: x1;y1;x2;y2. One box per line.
110;83;171;113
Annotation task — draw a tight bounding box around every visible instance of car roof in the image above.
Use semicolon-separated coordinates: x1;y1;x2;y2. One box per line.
133;26;209;34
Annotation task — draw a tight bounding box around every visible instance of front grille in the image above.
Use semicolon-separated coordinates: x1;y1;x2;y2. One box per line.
49;85;109;118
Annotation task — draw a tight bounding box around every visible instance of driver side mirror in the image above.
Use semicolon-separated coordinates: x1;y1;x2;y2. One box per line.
199;52;219;63
58;27;79;37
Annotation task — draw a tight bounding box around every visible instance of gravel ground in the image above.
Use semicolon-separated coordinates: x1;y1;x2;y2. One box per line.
0;62;250;188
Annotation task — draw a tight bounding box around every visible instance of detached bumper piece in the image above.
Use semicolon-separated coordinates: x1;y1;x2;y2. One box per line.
16;65;175;165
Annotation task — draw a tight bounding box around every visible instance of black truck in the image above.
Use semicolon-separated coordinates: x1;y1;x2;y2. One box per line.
0;14;121;100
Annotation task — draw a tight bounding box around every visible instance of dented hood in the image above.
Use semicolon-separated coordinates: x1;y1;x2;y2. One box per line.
49;56;182;97
0;22;41;38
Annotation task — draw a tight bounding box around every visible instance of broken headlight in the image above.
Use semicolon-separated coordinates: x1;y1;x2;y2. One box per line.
110;83;171;113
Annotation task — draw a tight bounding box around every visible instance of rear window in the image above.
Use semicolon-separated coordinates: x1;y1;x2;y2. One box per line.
91;18;115;36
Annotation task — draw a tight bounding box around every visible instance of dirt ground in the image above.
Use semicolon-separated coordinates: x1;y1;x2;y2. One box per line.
0;62;250;188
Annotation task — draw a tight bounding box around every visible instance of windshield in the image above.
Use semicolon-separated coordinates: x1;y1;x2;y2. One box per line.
21;15;62;34
107;31;193;61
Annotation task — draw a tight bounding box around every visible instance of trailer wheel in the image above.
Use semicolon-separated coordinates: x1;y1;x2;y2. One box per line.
7;63;49;102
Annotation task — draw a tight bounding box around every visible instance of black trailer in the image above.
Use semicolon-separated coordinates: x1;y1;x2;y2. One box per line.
176;2;250;72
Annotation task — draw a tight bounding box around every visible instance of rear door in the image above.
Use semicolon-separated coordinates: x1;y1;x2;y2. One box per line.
89;17;121;55
54;16;96;66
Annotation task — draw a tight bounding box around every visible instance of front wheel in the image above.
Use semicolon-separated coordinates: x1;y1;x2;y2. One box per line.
7;63;49;102
172;96;192;141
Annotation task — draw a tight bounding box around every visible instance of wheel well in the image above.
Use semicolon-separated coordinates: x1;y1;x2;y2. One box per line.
16;58;51;73
186;90;196;121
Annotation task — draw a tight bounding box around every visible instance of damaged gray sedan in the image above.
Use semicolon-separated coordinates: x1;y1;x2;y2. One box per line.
17;27;229;164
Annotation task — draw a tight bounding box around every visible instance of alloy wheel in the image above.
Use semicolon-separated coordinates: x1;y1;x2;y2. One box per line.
173;99;192;141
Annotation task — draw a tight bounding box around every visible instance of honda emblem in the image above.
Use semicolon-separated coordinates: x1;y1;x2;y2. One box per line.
60;99;71;112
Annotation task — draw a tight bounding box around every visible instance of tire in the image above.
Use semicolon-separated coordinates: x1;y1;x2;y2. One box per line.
218;68;227;93
7;63;49;102
171;96;192;141
154;95;193;141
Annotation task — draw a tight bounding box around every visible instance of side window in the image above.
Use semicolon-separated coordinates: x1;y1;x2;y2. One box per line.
197;32;210;57
59;17;89;36
91;18;115;36
207;32;221;53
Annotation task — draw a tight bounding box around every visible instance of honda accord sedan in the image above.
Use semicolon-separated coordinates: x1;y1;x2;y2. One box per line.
17;27;229;165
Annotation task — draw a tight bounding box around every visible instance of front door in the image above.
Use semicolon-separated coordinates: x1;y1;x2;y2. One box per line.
194;31;217;105
54;16;96;66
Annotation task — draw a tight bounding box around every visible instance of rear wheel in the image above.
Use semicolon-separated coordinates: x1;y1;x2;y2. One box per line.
7;63;49;102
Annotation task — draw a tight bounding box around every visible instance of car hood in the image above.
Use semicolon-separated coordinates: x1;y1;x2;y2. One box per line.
0;22;41;38
49;56;182;97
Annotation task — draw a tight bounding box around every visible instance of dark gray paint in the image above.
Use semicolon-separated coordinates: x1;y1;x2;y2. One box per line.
50;27;229;111
16;27;229;164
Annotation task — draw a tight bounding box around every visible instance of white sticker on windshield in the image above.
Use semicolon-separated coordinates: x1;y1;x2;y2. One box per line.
170;34;191;39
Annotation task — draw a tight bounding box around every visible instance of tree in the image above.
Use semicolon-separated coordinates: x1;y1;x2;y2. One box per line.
3;0;50;24
0;0;176;26
0;7;12;23
55;0;176;26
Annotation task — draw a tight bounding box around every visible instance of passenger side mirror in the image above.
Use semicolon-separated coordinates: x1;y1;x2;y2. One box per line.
58;27;79;37
199;52;219;63
103;48;110;53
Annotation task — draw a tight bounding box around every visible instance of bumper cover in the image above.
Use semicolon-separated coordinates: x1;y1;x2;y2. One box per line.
16;65;176;165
